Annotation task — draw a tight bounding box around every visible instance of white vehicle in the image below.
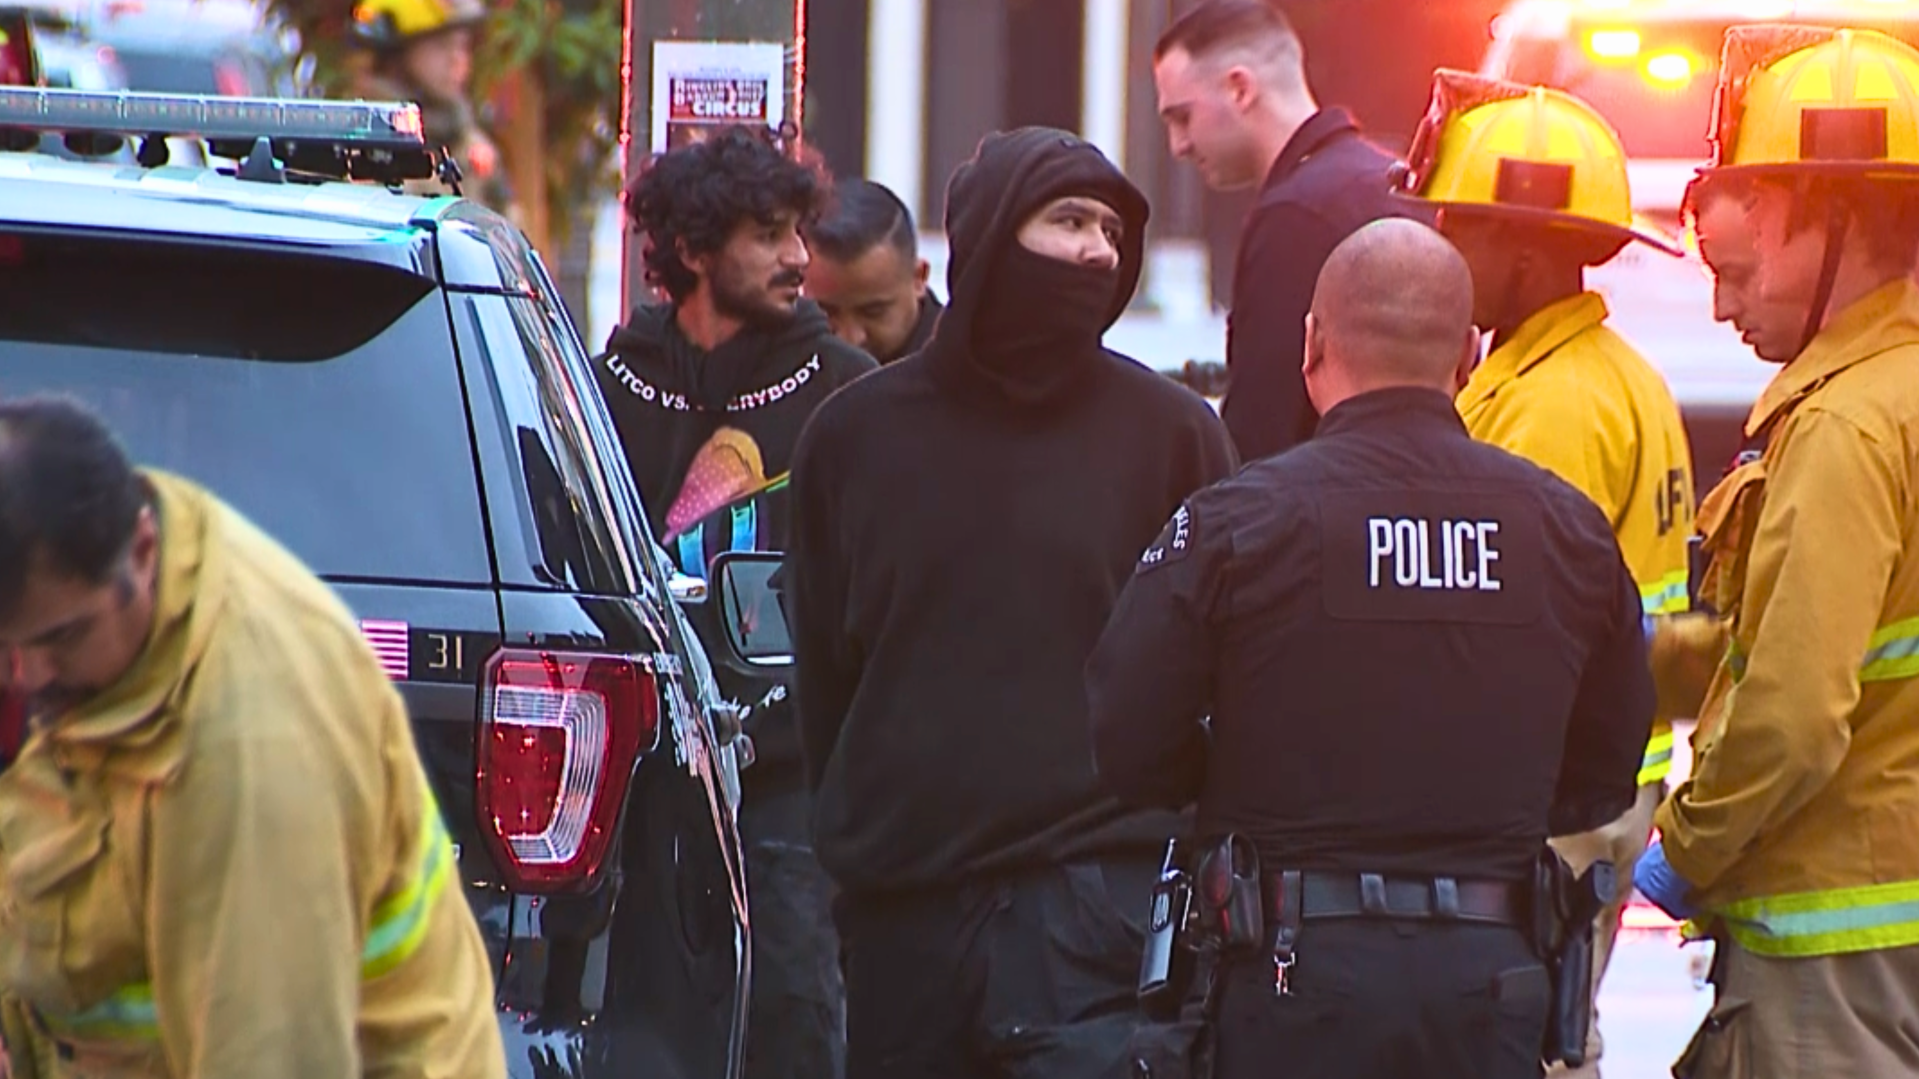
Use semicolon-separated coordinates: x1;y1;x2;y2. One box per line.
1482;0;1919;482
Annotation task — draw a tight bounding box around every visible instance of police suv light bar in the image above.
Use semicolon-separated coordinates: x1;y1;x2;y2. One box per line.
0;86;427;149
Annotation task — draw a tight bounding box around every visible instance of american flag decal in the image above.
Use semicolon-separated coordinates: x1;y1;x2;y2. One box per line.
359;619;410;681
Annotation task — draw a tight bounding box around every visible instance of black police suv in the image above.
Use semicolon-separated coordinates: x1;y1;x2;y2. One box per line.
0;88;751;1079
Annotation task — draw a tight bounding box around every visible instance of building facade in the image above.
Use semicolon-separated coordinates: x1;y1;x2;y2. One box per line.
804;0;1505;308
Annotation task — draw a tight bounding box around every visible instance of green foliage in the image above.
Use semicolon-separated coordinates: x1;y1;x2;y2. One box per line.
473;0;624;243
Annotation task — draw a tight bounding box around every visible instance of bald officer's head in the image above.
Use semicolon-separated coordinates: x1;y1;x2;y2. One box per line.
1302;219;1479;416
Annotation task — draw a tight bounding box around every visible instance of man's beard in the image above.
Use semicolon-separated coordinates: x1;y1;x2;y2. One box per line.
711;265;803;330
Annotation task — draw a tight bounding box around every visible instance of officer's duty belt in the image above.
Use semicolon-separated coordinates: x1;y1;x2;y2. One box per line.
1266;870;1524;927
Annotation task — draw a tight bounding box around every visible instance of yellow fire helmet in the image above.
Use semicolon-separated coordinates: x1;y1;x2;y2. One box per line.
350;0;485;50
1396;68;1681;256
1707;24;1919;181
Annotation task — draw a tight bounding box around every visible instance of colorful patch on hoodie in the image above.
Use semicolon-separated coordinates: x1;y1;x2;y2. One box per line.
664;426;767;542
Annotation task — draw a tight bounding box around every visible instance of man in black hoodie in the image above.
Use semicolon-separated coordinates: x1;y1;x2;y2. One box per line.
596;124;875;1079
784;128;1238;1079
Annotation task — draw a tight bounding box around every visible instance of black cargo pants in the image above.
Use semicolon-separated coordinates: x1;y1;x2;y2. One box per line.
837;857;1199;1079
740;784;847;1079
1214;920;1549;1079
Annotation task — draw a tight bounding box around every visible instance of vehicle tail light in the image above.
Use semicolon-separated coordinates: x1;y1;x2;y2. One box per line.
477;649;660;892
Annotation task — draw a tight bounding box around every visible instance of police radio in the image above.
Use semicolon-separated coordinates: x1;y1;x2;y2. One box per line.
1138;839;1197;1020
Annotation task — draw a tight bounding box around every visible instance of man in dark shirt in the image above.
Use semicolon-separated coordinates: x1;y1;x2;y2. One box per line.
805;178;944;364
1152;0;1426;462
785;127;1236;1079
595;125;875;1079
1087;219;1654;1079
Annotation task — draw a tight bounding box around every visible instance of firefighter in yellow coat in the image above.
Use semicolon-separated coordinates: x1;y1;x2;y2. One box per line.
1635;25;1919;1077
348;0;515;215
0;397;505;1078
1395;70;1704;1073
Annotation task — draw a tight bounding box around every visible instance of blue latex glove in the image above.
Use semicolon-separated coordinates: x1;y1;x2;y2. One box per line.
1634;840;1700;921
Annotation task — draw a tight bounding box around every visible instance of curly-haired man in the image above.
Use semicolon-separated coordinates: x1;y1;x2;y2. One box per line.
594;124;874;1079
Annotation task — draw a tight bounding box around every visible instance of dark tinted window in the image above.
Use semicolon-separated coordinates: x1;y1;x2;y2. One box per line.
458;292;627;594
0;231;491;584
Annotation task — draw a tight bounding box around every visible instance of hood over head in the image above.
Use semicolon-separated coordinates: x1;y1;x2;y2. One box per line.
927;127;1150;407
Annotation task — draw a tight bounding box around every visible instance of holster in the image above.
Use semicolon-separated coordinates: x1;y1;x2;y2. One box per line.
1531;848;1616;1069
1194;834;1263;954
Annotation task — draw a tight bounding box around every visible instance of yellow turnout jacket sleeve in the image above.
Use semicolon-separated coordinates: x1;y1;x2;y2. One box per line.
1660;405;1899;890
146;673;367;1078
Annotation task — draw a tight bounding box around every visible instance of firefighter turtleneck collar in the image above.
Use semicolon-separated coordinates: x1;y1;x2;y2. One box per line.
924;126;1149;409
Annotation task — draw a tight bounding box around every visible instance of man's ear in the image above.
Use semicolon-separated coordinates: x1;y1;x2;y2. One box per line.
124;503;160;598
1452;327;1482;396
1225;65;1259;112
914;257;930;297
1302;312;1324;376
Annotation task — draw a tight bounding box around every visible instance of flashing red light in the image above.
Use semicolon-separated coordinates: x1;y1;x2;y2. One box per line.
392;104;424;141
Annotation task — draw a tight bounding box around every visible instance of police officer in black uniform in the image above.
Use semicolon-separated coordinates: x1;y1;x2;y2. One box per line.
1086;219;1655;1079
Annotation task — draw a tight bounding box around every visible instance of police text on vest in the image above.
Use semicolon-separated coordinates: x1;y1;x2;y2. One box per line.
1367;517;1502;591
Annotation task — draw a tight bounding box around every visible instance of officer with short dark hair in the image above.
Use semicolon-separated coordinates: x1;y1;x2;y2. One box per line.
1086;218;1655;1079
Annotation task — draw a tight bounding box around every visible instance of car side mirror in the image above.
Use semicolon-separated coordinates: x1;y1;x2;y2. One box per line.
709;550;793;670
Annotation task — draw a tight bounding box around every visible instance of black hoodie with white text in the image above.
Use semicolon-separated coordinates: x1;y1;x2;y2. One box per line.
597;299;875;790
785;128;1239;897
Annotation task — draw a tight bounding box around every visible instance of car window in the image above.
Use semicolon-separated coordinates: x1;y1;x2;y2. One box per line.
521;251;670;605
459;291;629;595
0;229;492;584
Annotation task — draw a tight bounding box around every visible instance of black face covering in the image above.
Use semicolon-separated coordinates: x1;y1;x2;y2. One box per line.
971;243;1119;395
923;127;1148;409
